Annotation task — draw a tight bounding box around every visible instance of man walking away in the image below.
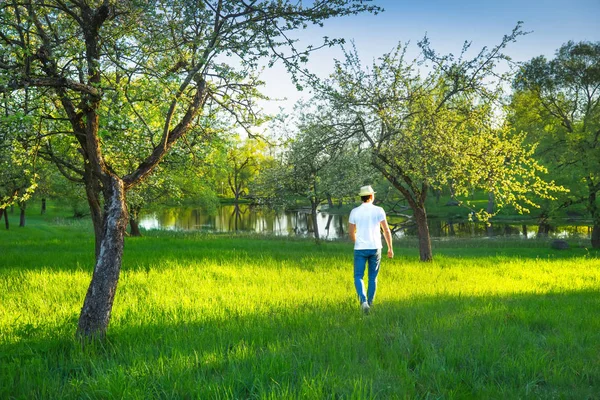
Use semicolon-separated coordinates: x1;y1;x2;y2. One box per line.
348;185;394;314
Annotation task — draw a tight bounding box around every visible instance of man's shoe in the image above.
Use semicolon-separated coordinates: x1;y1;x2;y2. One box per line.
361;301;370;315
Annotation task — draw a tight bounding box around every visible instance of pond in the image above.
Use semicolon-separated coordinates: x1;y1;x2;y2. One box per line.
139;204;594;241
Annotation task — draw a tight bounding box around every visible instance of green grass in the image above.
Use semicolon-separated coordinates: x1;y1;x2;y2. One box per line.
1;204;600;399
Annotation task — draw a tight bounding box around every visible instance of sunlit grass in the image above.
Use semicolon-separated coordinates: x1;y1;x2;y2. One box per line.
1;210;599;399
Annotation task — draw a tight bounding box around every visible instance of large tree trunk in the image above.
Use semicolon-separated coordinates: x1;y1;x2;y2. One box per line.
41;198;46;214
77;177;128;340
379;167;432;261
414;205;432;261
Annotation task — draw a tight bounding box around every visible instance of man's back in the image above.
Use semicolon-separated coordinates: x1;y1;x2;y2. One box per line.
349;202;385;250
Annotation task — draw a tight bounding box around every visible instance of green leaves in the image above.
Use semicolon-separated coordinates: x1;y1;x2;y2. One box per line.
0;0;381;195
511;41;600;226
321;26;563;221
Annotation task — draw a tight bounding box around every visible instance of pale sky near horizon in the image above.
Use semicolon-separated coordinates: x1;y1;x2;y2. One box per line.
255;0;600;120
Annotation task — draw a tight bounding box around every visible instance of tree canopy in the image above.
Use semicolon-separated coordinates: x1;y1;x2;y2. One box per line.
317;26;565;260
0;0;381;339
512;40;600;247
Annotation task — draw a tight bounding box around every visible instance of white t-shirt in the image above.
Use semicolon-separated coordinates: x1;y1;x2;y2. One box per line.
349;202;386;250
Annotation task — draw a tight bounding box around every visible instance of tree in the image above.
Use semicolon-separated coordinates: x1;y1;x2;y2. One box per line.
126;117;228;236
249;152;288;206
225;136;266;202
290;102;381;210
285;122;334;242
0;89;42;225
320;26;564;261
0;133;38;226
0;0;380;339
270;106;378;242
513;41;600;248
319;143;379;209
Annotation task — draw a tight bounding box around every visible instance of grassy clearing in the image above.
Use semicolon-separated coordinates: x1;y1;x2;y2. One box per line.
1;206;600;399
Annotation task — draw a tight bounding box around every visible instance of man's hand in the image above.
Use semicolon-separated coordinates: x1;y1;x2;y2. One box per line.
387;248;394;258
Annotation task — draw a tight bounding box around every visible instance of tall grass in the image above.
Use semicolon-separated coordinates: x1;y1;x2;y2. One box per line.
1;206;599;399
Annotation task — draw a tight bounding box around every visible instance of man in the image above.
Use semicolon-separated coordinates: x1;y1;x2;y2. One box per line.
348;185;394;314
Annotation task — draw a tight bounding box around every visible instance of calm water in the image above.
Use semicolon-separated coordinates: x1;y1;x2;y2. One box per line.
138;204;594;240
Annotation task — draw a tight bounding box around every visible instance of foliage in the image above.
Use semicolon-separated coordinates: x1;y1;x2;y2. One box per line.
316;25;566;260
256;104;379;210
49;173;89;218
0;0;382;200
223;136;269;201
325;34;564;218
0;94;43;208
0;0;382;336
512;41;600;236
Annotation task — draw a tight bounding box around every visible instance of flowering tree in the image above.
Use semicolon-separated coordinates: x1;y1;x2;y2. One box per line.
320;26;565;261
0;0;380;339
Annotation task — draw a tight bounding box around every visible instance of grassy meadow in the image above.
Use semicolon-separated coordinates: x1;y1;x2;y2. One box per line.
1;203;600;399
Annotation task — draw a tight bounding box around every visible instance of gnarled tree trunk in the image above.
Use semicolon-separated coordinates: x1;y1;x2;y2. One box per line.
77;176;128;340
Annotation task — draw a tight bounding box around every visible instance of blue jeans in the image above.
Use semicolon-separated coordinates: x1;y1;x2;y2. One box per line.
353;249;382;305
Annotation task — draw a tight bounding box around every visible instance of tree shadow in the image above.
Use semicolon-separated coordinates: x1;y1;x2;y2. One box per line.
3;290;599;398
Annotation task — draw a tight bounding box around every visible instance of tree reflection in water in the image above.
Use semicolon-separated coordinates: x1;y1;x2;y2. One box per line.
139;204;594;241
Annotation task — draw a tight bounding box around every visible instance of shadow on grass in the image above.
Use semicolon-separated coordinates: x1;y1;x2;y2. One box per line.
2;290;599;399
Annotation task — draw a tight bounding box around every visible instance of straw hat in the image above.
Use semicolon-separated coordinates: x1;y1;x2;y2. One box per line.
358;185;376;196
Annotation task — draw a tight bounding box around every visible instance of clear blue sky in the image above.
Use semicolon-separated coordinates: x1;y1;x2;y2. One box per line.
256;0;600;119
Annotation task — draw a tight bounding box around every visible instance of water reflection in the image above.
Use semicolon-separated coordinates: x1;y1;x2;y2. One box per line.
139;204;349;239
138;204;593;240
423;218;593;240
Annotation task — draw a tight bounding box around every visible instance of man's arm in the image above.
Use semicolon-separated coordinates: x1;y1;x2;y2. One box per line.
349;223;356;242
380;220;394;258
